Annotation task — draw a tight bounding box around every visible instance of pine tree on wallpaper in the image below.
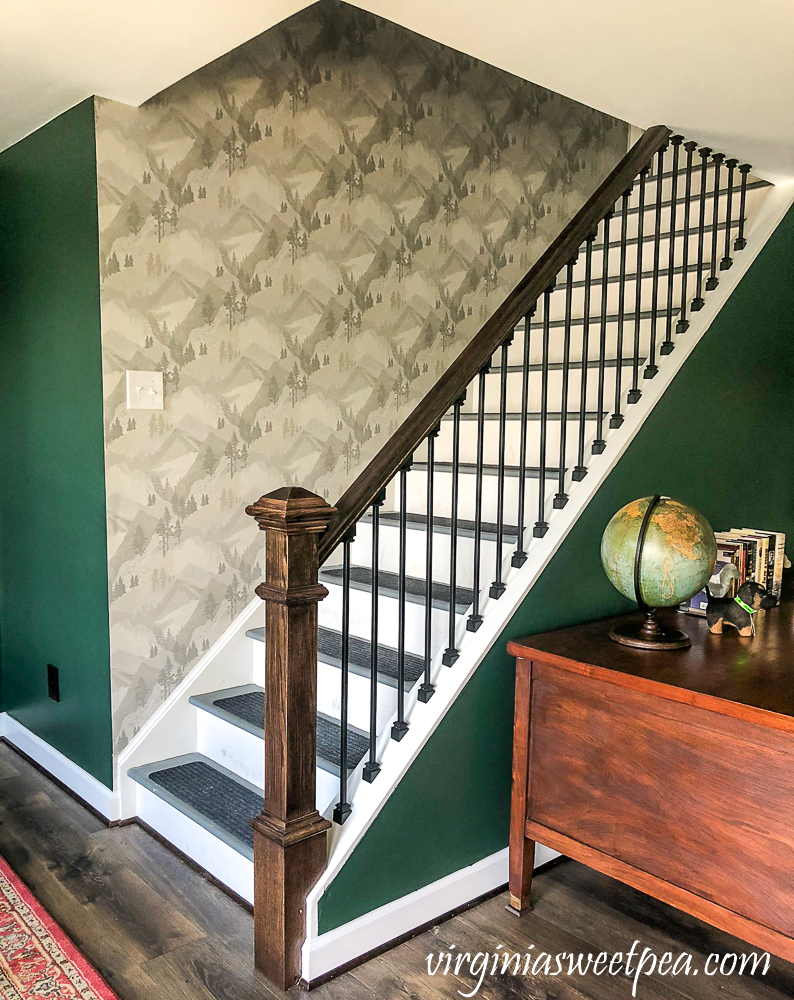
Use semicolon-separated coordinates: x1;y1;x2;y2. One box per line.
94;0;628;749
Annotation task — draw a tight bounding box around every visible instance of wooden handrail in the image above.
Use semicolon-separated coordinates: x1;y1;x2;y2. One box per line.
319;125;671;564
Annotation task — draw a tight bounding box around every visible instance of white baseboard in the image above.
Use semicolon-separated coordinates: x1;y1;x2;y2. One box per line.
303;842;558;983
0;713;120;822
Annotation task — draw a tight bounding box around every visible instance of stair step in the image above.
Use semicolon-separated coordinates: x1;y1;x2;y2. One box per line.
320;566;475;614
593;216;738;253
528;308;677;330
190;686;369;775
365;511;518;542
488;358;643;375
319;626;425;688
443;410;606;422
411;461;562;479
622;177;769;218
128;754;261;860
247;625;424;689
556;263;698;292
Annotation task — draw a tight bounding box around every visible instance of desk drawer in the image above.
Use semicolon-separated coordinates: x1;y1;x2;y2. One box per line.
528;662;794;937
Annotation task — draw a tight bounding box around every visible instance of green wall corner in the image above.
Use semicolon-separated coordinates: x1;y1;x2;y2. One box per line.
318;201;794;932
0;98;112;787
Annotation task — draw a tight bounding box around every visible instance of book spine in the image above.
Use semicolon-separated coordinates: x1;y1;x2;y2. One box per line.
744;539;756;584
773;534;786;603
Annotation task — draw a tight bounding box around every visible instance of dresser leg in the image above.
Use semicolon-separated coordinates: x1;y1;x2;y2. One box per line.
508;837;535;914
508;657;535;914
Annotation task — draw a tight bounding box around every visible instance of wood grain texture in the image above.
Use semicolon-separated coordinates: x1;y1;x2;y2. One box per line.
507;589;794;729
0;743;792;999
318;126;671;563
509;589;794;965
508;657;534;912
246;487;335;989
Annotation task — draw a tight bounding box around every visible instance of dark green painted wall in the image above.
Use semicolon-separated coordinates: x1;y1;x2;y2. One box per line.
0;99;113;787
319;201;794;932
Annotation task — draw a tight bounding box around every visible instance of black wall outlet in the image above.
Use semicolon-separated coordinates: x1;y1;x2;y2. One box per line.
47;664;60;702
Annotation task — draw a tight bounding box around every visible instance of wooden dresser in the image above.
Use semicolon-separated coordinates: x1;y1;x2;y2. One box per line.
507;595;794;961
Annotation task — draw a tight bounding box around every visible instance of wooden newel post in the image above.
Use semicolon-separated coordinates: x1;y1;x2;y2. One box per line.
245;486;337;989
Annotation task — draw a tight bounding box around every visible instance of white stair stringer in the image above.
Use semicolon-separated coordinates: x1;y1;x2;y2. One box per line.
300;178;794;985
116;595;264;819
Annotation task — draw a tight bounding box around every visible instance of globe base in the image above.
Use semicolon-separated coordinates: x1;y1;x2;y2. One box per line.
609;609;691;651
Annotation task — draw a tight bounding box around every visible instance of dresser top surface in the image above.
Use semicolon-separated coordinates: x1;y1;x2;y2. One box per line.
508;583;794;722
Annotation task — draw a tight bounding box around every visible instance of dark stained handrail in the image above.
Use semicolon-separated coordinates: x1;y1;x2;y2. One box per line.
318;125;672;564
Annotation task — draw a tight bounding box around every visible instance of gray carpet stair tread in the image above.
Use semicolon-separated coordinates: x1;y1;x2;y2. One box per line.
412;461;562;478
245;627;424;688
145;759;261;853
445;411;606;422
366;511;518;541
320;566;474;613
215;689;368;771
318;628;424;687
489;357;643;374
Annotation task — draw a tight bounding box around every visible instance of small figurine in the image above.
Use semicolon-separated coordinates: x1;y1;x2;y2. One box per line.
706;581;776;636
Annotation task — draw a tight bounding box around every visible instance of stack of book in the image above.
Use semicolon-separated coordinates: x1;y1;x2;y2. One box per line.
680;528;786;616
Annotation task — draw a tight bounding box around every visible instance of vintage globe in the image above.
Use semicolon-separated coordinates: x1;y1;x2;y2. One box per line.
601;497;717;647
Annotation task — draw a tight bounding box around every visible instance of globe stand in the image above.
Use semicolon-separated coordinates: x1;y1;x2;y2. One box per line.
608;493;692;652
610;609;691;650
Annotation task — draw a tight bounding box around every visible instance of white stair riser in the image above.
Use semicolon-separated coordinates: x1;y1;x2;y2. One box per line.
195;709;338;814
568;202;759;285
136;785;255;903
627;167;726;206
317;658;396;733
352;519;512;591
434;414;602;469
481;323;657;379
320;582;467;654
196;708;264;786
463;362;640;415
469;192;766;371
601;195;739;245
400;469;561;526
251;638;265;688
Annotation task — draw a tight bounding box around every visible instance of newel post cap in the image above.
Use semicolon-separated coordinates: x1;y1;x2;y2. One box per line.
245;486;338;535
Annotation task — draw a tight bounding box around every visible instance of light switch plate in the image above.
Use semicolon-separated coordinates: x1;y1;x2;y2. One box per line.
126;370;164;409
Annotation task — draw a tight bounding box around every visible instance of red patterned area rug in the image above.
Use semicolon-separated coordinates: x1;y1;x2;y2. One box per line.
0;854;119;999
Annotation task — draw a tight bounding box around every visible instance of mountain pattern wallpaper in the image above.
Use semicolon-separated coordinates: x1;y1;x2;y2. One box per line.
94;0;629;751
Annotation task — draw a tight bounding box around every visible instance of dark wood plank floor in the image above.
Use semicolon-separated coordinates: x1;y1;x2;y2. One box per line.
0;742;791;1000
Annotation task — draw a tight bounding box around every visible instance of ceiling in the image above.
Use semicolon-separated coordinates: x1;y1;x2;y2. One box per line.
3;0;793;181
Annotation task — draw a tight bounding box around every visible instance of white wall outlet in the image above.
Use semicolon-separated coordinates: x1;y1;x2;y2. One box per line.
126;370;164;409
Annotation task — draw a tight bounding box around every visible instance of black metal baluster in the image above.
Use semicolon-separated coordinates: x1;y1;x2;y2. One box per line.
419;430;438;697
443;395;465;662
676;141;698;334
592;210;612;453
660;135;683;355
554;260;576;506
490;337;512;597
691;146;712;311
533;287;552;536
467;369;488;630
610;189;630;421
391;462;410;742
627;166;648;404
512;311;533;566
645;144;666;378
573;233;595;475
363;494;383;782
734;163;751;251
333;532;354;824
705;152;724;291
721;158;738;270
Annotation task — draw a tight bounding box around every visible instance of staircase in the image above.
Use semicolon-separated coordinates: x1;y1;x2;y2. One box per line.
120;128;783;986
